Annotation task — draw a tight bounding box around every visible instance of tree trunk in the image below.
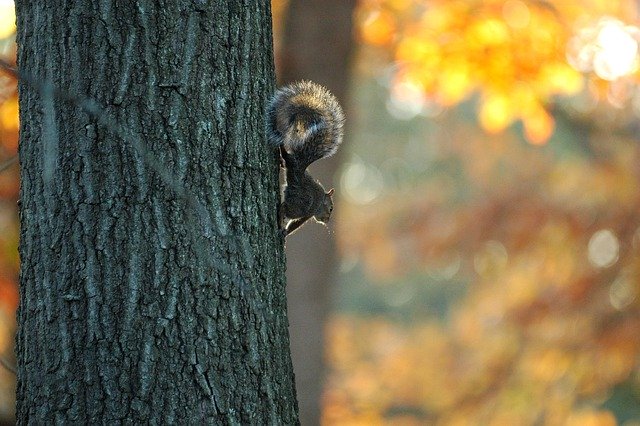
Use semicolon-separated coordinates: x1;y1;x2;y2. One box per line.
278;1;356;424
15;1;298;424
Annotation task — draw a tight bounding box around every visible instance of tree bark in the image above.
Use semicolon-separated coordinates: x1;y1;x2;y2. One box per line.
15;1;298;424
278;1;356;424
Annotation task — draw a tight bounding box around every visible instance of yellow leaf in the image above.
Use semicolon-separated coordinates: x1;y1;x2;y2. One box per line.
479;94;514;133
523;106;554;145
437;58;472;105
0;1;15;40
360;9;396;46
0;95;18;132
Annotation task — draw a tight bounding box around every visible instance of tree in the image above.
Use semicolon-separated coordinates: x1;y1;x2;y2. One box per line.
14;1;298;423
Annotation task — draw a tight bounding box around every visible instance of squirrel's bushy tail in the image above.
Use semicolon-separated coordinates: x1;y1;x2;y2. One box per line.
268;81;345;170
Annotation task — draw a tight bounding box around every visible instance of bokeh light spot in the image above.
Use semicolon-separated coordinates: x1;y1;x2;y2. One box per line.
587;229;619;268
594;20;638;80
609;274;636;311
474;240;508;277
387;78;427;120
341;157;384;205
567;18;639;81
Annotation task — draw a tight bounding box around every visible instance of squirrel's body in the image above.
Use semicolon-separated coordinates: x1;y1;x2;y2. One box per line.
267;81;345;236
281;152;333;221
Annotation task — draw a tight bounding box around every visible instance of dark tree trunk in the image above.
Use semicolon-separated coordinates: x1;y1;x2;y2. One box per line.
15;1;298;424
278;1;356;424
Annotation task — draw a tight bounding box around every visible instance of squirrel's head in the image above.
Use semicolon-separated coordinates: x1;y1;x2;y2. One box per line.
314;188;335;224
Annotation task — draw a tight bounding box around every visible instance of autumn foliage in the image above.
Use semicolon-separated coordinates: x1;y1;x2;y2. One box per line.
357;0;640;145
329;118;640;424
0;38;18;313
0;12;18;421
322;0;640;424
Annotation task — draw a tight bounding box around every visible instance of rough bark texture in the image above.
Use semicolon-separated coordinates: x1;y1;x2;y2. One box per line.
15;1;298;424
278;1;356;424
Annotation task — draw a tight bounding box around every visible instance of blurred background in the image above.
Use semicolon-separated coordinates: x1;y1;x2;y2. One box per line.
2;0;640;424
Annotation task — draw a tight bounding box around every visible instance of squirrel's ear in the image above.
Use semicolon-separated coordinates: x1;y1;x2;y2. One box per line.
327;188;335;196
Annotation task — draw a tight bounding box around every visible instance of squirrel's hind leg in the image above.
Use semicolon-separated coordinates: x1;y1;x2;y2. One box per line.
284;216;312;236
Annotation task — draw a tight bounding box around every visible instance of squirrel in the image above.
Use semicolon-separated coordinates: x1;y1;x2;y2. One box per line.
267;80;345;236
